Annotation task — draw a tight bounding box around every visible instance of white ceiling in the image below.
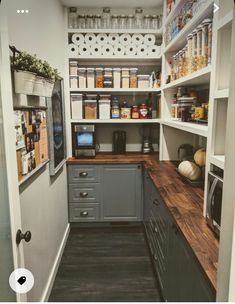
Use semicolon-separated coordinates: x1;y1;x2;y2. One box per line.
60;0;163;8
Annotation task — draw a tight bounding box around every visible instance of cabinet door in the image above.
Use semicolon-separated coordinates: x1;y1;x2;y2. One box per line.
102;165;142;221
143;170;153;221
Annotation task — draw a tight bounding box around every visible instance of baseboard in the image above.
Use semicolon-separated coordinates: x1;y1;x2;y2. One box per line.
40;223;70;302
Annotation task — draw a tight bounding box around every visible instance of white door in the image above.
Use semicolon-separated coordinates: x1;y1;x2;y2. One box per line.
0;1;27;302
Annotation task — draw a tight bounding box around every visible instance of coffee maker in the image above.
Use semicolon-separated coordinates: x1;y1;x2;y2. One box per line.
141;126;154;154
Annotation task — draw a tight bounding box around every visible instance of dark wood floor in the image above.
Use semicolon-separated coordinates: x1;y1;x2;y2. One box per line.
49;224;161;302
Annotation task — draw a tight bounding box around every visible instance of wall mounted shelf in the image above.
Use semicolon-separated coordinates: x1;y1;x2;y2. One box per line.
70;119;161;124
210;155;225;170
18;160;49;187
68;28;163;35
162;120;208;137
69;88;161;93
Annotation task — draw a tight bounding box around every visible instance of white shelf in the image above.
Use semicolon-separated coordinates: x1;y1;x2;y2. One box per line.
162;120;208;137
163;66;211;90
19;160;49;187
210;155;225;170
164;0;214;53
68;55;162;62
68;28;163;35
217;11;233;31
214;89;229;99
69;88;161;93
165;0;181;25
70;119;161;124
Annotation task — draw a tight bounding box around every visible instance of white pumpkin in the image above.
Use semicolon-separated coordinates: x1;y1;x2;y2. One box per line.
194;148;206;167
178;161;201;181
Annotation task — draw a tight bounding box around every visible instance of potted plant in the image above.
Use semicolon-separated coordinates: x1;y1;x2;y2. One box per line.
11;51;37;95
31;57;46;96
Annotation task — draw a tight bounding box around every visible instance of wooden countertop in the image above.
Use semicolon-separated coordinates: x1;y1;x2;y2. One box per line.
67;153;219;289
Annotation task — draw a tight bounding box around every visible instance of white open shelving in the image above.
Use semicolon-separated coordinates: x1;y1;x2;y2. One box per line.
161;120;208;138
68;28;163;35
71;119;161;124
210;155;225;170
69;55;162;62
214;89;230;99
69;88;161;93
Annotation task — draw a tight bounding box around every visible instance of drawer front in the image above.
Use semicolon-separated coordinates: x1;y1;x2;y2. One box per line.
68;165;100;183
69;204;100;222
69;183;100;203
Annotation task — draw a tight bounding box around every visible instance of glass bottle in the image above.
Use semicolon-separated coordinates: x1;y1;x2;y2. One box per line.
102;7;111;29
126;15;135;29
143;15;151;29
68;7;77;29
135;8;143;29
77;14;86;29
111;14;119;29
86;14;94;29
151;15;159;30
119;15;127;29
94;14;102;29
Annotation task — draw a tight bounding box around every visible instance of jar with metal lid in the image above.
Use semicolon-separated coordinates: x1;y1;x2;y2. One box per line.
86;14;94;29
121;102;131;119
119;15;127;29
94;15;102;29
102;7;111;29
201;19;211;67
131;105;140;119
68;7;77;29
111;14;119;29
77;14;86;29
95;68;104;88
192;29;198;72
139;104;148;119
87;68;95;88
143;15;151;29
127;15;135;29
111;98;120;119
135;8;143;29
187;33;193;74
196;25;203;70
151;15;159;29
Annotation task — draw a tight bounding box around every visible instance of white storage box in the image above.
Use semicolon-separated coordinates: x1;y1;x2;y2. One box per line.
137;75;150;88
99;100;111;119
78;67;86;88
70;76;78;89
113;68;121;88
71;93;83;119
87;68;95;88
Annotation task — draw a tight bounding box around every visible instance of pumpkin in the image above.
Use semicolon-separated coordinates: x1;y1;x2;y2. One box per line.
194;148;206;167
178;161;201;181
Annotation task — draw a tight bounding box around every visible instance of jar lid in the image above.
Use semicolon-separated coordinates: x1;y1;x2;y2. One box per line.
187;33;193;39
144;15;151;18
80;14;85;17
113;68;121;71
78;67;86;71
120;14;126;18
87;14;93;17
87;67;95;72
71;93;83;97
192;29;197;35
202;18;212;25
104;67;112;71
84;100;97;103
99;100;111;103
121;68;130;71
103;7;111;13
70;60;78;64
96;67;104;71
112;14;118;18
86;94;97;99
69;7;77;13
128;14;134;18
130;68;138;72
196;25;203;31
137;75;150;78
152;15;158;19
136;8;143;13
132;105;139;108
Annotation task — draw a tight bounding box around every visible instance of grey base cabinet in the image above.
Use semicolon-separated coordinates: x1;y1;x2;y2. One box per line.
143;170;216;302
68;164;142;222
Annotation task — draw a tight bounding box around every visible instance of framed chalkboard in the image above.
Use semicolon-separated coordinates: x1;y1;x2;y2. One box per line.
47;79;66;176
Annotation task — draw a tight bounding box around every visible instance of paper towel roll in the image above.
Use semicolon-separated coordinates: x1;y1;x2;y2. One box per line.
107;34;120;45
97;33;108;45
90;44;102;56
125;45;137;56
68;43;79;56
144;34;156;46
84;33;97;45
72;33;85;45
120;34;132;46
147;45;160;56
79;44;91;56
101;45;114;56
137;45;148;56
113;44;125;56
131;34;144;46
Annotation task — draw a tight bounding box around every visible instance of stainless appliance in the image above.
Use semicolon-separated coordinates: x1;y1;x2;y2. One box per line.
72;124;96;158
113;131;126;154
142;136;154;154
206;171;223;238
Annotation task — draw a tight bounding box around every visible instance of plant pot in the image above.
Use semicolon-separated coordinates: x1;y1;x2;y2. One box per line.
14;70;36;95
44;79;55;97
33;76;46;96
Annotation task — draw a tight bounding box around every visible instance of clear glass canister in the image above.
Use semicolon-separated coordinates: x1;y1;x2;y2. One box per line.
95;68;104;88
135;8;143;29
111;14;119;29
178;50;183;78
77;14;86;29
86;14;94;29
151;15;159;29
119;15;127;29
87;68;95;89
201;19;210;67
208;20;213;65
192;29;198;72
68;7;77;29
196;25;203;70
143;15;151;29
84;100;97;119
122;76;130;89
187;33;193;74
127;15;135;29
102;7;111;29
94;15;102;29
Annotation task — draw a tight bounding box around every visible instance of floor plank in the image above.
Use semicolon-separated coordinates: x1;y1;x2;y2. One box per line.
49;225;161;302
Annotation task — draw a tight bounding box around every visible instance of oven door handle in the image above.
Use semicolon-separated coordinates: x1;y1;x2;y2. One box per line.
208;178;218;220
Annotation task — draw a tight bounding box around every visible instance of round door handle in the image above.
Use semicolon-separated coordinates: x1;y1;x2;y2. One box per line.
80;192;88;197
16;229;32;245
80;211;89;217
80;172;88;177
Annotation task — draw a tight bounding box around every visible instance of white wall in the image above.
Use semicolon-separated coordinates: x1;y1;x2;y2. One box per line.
6;0;68;301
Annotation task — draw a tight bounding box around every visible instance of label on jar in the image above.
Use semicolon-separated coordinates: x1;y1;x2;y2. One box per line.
139;108;148;118
112;108;120;119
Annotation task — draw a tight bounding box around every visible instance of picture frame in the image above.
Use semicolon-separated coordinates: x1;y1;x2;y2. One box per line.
47;79;66;176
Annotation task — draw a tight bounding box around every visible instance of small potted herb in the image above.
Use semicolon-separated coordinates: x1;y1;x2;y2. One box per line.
42;61;60;97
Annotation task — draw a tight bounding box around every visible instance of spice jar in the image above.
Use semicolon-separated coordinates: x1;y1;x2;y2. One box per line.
131;105;140;119
95;68;104;88
111;97;120;119
139;103;148;119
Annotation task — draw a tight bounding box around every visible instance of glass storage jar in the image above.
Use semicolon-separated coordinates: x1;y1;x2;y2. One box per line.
192;29;198;72
94;15;102;29
87;68;95;89
113;68;121;88
135;8;143;29
99;100;111;119
151;15;159;29
126;15;135;29
196;25;203;70
111;14;119;29
68;7;77;29
187;33;193;74
69;61;78;76
86;14;94;29
77;14;86;29
78;67;86;88
102;7;111;29
129;68;138;88
84;100;97;119
95;68;104;88
122;76;130;89
137;75;150;89
119;15;127;29
143;15;151;29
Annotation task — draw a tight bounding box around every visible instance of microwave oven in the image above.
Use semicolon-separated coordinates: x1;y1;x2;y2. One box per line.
206;171;223;238
72;124;96;158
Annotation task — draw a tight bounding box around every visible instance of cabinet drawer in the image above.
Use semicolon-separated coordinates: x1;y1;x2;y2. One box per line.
68;165;100;183
69;204;100;222
69;183;100;203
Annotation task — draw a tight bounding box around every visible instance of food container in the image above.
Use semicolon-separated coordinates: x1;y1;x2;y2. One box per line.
139;103;148;119
71;93;83;119
111;98;120;119
95;68;104;88
187;34;193;74
208;20;213;65
201;19;211;67
87;68;95;88
84;100;97;119
130;68;138;88
104;67;113;76
121;102;131;119
104;80;112;88
131;105;140;119
121;68;130;77
100;94;111;100
122;76;130;89
195;106;205;120
171;104;180;120
113;68;121;88
70;76;78;89
78;67;86;88
99;100;111;119
86;94;97;100
178;103;192;122
196;25;203;70
137;75;150;88
69;61;78;75
192;30;198;72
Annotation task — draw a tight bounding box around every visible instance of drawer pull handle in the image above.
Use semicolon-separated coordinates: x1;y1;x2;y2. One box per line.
80;172;88;177
154;226;158;233
153;254;158;261
153;199;160;206
80;192;88;197
80;211;89;217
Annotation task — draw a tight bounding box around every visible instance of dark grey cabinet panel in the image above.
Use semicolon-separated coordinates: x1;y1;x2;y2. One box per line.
69;203;100;222
69;183;101;203
102;165;142;221
68;165;101;183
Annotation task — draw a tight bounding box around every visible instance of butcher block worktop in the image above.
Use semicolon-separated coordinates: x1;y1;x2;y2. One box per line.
67;153;219;289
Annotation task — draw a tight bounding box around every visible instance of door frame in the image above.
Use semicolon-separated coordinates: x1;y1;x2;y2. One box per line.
0;1;26;302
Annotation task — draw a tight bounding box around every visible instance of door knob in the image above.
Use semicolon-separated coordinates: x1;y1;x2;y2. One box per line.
16;229;32;245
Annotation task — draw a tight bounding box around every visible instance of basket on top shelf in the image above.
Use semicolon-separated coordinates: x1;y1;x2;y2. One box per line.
10;46;60;97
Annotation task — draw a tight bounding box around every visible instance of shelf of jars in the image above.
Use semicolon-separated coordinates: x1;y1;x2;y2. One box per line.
164;66;211;90
70;118;161;124
67;28;163;35
69;88;161;93
68;56;162;62
161;120;208;137
164;0;214;53
210;155;225;170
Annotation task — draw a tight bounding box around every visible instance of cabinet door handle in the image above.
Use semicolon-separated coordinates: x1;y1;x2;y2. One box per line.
153;199;160;206
154;226;158;233
153;253;158;261
80;192;88;197
80;172;88;177
80;211;89;217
